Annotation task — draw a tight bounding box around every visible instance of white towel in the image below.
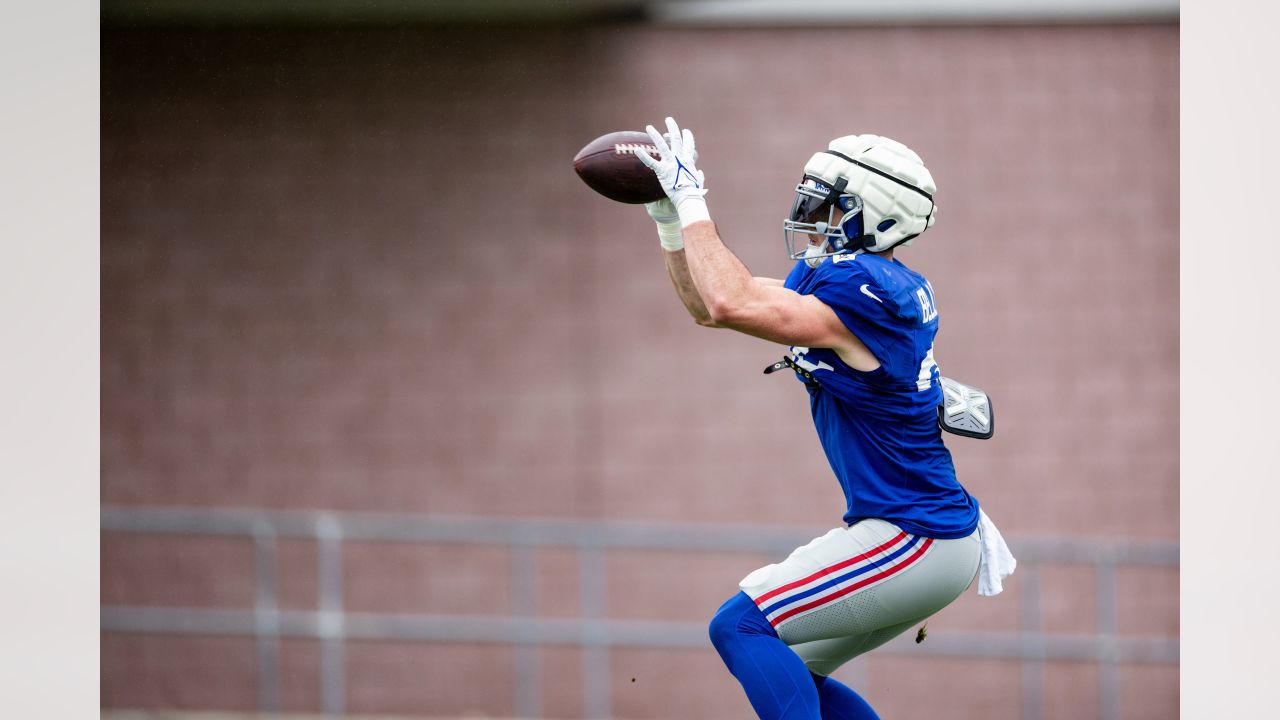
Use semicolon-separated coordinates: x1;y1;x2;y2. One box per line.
976;509;1017;596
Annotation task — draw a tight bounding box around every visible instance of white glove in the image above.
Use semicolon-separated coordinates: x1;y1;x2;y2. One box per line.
634;117;711;228
645;198;683;251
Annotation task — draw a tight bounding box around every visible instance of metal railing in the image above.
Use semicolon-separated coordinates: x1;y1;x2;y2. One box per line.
100;506;1178;720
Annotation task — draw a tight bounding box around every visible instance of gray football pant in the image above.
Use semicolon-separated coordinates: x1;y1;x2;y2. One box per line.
743;519;981;676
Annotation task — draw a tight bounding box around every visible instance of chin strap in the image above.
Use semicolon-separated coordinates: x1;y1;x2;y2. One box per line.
763;356;821;390
851;233;879;251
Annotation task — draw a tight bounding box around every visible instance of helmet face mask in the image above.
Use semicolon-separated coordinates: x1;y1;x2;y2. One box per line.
783;176;865;268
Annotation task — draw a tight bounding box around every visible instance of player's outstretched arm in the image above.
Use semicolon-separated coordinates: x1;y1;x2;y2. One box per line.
635;117;869;356
644;198;718;326
663;249;720;327
680;220;855;348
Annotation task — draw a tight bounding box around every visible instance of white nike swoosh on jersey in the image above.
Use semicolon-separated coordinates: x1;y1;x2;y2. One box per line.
860;284;883;303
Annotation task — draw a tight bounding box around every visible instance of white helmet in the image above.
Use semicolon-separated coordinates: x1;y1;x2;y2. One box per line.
783;134;937;264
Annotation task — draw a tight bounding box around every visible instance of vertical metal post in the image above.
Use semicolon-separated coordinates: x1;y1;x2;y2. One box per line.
579;544;610;719
317;514;346;716
1095;558;1120;720
1018;564;1044;720
253;520;281;713
512;543;542;718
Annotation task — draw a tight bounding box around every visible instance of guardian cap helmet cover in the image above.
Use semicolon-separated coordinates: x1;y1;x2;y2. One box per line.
783;134;937;263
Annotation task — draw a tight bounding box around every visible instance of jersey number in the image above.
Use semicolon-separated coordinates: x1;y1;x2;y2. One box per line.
916;344;938;392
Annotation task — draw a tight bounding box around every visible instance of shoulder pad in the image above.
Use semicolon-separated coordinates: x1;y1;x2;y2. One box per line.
818;255;910;317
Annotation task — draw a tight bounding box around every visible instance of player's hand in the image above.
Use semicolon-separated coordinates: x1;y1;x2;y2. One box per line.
645;197;683;251
645;197;679;224
635;117;709;224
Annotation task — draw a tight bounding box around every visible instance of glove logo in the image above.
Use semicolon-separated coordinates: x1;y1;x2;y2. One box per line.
633;117;710;224
674;159;701;190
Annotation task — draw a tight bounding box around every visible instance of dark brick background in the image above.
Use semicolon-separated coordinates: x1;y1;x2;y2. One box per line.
102;22;1178;718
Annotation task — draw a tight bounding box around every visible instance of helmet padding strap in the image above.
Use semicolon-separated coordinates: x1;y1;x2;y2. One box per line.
822;176;849;206
823;150;933;201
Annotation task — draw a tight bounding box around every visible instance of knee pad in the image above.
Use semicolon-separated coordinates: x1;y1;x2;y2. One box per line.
709;591;777;654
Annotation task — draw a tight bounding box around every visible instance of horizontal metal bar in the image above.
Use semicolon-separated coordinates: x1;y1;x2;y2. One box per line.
102;606;259;635
880;630;1178;664
101;606;1177;664
101;506;320;538
651;0;1180;25
1013;536;1179;566
100;506;1178;566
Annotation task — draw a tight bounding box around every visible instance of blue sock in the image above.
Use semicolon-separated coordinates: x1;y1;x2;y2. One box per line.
708;591;823;719
811;673;880;720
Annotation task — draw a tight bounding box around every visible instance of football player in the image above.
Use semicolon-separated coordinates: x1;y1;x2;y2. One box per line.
635;117;1014;720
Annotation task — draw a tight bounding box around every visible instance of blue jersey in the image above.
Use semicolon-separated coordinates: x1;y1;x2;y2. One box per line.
783;253;979;539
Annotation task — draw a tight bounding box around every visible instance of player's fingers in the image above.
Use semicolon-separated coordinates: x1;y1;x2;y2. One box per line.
682;128;696;161
665;117;682;154
645;124;670;156
663;131;681;156
634;146;657;169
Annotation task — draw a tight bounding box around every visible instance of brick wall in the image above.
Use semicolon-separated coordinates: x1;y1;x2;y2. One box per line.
102;22;1178;719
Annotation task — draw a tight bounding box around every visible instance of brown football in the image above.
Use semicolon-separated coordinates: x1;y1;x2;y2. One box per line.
572;130;666;204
